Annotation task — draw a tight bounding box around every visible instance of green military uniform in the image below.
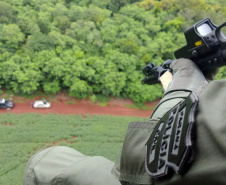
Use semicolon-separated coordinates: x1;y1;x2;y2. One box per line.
23;59;226;185
23;146;120;185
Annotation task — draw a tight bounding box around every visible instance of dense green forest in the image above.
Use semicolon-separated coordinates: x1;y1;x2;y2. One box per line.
0;0;225;103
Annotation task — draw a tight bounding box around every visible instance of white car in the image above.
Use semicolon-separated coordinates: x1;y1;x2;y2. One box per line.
33;100;51;109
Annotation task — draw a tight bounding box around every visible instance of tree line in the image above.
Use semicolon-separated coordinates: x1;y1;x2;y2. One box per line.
0;0;225;103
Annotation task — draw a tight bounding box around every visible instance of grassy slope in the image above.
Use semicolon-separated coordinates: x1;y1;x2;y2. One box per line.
0;113;146;185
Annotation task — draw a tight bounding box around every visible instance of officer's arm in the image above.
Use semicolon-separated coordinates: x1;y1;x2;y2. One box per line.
159;71;173;91
150;58;209;121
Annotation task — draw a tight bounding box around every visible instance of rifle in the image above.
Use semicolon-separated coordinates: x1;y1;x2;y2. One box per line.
142;18;226;85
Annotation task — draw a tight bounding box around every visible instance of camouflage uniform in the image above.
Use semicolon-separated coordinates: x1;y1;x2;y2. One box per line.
23;59;226;185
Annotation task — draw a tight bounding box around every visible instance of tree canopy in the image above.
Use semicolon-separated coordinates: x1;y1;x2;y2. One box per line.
0;0;225;103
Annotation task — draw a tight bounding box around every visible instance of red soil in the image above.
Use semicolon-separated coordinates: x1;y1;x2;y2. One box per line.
0;94;160;118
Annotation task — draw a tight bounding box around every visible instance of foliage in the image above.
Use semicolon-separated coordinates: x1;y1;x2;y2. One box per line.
0;0;225;103
0;113;146;184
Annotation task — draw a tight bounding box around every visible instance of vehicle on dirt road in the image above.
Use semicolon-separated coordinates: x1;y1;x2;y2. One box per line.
0;99;14;109
33;100;51;109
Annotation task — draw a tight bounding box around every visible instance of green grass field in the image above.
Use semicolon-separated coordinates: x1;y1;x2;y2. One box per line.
0;113;146;185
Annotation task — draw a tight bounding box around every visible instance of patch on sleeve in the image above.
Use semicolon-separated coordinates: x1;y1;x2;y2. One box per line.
145;91;198;178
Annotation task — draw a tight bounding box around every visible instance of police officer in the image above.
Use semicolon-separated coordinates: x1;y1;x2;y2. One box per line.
23;58;226;185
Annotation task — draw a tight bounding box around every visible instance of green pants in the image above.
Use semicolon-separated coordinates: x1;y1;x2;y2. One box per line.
23;146;120;185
